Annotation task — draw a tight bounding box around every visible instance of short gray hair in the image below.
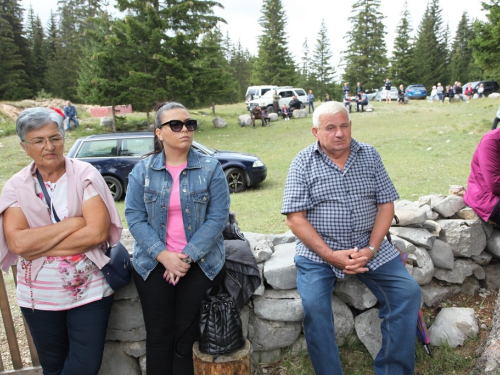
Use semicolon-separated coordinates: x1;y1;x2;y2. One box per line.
312;101;350;129
16;107;65;141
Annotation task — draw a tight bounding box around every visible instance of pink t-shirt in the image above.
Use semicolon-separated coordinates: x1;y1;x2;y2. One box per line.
165;162;188;252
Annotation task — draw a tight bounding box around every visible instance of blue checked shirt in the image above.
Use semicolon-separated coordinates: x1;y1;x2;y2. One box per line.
281;139;400;278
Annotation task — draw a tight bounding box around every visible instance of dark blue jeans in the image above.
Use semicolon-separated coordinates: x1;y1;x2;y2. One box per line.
133;262;225;375
21;295;114;375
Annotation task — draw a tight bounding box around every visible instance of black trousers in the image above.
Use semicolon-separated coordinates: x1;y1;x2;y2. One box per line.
133;262;225;375
492;117;499;130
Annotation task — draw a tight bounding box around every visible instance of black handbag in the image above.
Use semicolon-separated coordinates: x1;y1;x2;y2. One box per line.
198;285;245;359
222;211;245;241
101;242;132;291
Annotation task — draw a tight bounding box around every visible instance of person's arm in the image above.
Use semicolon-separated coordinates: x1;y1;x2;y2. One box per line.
286;211;368;274
477;136;500;195
4;194;111;259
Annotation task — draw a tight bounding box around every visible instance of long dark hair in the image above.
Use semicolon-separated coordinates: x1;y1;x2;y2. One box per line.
148;101;187;155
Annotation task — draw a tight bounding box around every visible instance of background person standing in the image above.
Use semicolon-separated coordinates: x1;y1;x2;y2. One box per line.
307;90;315;113
384;78;392;103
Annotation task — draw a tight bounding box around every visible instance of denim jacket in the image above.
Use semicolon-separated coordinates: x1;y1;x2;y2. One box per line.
125;149;230;280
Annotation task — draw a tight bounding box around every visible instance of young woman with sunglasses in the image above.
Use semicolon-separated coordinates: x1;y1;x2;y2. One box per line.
125;102;230;375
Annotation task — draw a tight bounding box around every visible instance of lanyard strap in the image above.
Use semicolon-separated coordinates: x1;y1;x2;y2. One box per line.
35;169;61;222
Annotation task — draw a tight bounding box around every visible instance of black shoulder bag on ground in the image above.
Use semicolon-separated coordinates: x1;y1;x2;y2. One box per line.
198;285;245;361
36;169;131;291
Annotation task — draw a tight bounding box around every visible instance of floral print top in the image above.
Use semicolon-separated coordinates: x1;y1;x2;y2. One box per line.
15;173;113;310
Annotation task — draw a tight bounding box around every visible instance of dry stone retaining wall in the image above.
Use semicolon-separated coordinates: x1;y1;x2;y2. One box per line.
100;187;500;374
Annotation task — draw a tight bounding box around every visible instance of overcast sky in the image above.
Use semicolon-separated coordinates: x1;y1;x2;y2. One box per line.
22;0;486;80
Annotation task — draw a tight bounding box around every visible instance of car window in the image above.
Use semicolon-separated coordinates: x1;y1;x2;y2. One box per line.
294;89;306;96
121;138;153;156
76;139;118;158
261;88;271;96
281;90;294;98
246;88;256;95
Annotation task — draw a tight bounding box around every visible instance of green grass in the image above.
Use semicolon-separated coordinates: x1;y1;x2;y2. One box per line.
0;98;496;233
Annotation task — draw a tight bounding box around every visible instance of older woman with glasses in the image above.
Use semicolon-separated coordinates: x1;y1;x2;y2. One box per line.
0;107;122;375
125;102;230;375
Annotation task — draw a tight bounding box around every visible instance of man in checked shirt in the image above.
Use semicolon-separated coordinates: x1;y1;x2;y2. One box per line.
281;101;421;375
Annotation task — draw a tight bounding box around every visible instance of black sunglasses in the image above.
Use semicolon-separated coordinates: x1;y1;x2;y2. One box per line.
159;119;198;132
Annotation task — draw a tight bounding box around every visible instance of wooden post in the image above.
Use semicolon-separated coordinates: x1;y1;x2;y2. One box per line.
193;339;251;375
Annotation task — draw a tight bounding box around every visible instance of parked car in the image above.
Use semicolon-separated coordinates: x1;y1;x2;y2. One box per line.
67;132;267;200
245;85;279;108
373;86;399;101
463;81;499;97
406;84;428;100
248;87;307;113
365;89;379;101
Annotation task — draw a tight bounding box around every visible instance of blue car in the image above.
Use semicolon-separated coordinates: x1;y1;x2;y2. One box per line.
406;84;428;100
67;132;267;200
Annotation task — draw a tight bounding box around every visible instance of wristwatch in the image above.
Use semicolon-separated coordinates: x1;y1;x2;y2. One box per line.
368;245;378;258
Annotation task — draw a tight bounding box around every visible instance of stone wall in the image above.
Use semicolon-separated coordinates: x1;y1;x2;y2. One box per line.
99;187;500;374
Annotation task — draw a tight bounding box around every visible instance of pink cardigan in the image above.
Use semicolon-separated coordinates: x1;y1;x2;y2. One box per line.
0;157;123;277
464;129;500;222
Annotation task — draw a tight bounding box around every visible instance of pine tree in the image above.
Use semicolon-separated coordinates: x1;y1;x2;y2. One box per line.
449;12;476;83
26;5;46;95
470;0;500;80
193;27;238;113
310;20;335;98
252;0;296;86
342;0;388;91
1;0;32;98
390;1;414;86
229;41;253;99
412;0;448;88
77;15;131;131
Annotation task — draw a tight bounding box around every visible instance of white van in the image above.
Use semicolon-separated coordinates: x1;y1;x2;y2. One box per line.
245;85;279;108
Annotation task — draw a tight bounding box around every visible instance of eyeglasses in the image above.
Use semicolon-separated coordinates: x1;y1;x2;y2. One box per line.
24;136;65;148
159;119;198;132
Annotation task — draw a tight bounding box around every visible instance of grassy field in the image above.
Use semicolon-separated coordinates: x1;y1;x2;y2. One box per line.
1;97;495;233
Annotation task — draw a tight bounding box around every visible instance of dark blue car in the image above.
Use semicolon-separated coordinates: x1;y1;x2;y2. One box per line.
67;132;267;200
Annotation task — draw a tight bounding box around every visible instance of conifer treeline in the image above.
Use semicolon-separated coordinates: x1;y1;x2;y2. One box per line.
0;0;498;107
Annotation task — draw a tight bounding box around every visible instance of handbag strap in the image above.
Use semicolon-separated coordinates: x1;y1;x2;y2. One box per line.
35;169;61;222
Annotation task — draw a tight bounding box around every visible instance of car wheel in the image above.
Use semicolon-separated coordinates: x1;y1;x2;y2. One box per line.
104;176;123;201
300;102;305;109
225;167;246;194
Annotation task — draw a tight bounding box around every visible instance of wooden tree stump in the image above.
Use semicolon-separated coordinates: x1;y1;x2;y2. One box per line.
193;339;251;375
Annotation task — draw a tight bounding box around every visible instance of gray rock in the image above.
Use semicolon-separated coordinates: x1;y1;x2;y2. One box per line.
139;355;146;375
408;246;434;285
449;185;466;197
266;231;296;246
429;307;479;347
421;220;441;236
434;259;485;284
456;207;479;221
421;280;461;307
248;239;273;263
482;220;495;239
393;207;427;226
437;219;487;257
489;93;500;99
389;227;436;249
241;305;250;338
292;109;307;118
248;313;302;351
121;341;146;358
334;276;377;310
253;289;303;322
106;300;146;341
354;308;382;360
238;114;252;127
290;334;308;354
419;194;446;208
99;341;141;375
100;117;113;127
331;295;355;346
269;113;279;122
486;230;500;259
432;195;466;218
421;204;439;221
253;264;265;296
472;251;493;266
390;235;416;255
212;117;226;128
427;239;455;270
461;277;481;296
251;348;281;364
483;264;500;290
263;243;297;290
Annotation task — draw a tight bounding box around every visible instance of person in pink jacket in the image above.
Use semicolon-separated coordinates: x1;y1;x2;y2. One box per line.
0;107;122;375
464;128;500;224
